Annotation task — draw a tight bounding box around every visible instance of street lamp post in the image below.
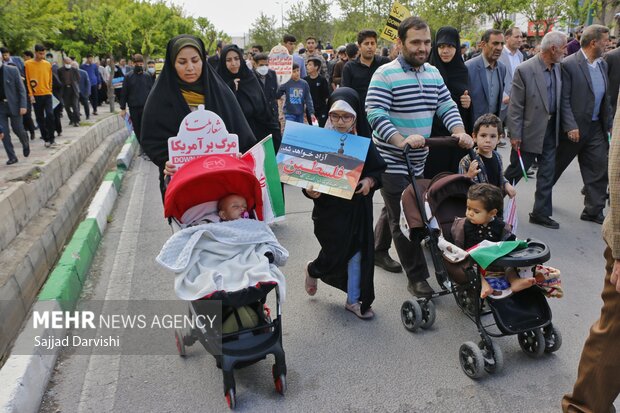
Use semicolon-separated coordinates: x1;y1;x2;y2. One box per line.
275;1;288;31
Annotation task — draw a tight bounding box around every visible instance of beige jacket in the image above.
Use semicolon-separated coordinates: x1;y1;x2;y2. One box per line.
602;94;620;258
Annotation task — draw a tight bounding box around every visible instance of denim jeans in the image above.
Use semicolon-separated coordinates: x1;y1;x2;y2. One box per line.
346;251;362;304
284;113;304;123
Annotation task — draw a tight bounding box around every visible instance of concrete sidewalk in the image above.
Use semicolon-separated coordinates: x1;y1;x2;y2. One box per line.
0;103;129;364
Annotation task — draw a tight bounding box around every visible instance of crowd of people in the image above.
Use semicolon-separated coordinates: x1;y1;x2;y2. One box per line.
0;46;158;164
1;16;619;411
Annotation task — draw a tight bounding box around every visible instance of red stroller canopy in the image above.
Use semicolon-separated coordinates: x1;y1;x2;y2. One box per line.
164;155;264;221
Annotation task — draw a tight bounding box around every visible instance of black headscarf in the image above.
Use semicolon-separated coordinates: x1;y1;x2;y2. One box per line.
304;87;387;314
216;45;282;149
425;27;471;178
141;35;256;192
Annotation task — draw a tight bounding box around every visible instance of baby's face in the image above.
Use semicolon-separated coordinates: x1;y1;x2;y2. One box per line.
466;199;496;226
219;195;248;221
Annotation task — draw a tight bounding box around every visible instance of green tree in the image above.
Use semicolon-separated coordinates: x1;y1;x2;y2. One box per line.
0;0;71;53
521;0;564;41
249;12;281;50
286;0;334;46
195;17;229;56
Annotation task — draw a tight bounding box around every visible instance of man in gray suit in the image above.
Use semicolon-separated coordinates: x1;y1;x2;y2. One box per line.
604;44;620;118
466;29;508;128
0;60;29;164
504;32;567;229
499;27;524;120
57;57;81;126
555;24;612;224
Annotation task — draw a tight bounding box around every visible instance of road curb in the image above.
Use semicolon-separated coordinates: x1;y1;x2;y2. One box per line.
0;147;135;413
116;133;138;170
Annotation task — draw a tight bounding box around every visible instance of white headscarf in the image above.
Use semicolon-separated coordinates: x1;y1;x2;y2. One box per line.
324;99;357;133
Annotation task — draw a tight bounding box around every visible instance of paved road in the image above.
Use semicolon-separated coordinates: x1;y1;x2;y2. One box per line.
40;146;618;412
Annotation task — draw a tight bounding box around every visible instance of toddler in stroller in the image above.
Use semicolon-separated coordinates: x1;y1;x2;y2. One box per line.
156;154;288;409
398;148;562;379
456;183;536;299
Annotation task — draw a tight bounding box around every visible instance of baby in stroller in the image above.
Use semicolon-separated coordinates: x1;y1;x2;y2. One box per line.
156;154;289;409
453;183;536;298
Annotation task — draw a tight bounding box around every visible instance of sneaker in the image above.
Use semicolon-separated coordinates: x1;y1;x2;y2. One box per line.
6;158;18;165
23;143;30;157
375;251;402;273
345;302;374;319
580;210;605;224
44;141;51;148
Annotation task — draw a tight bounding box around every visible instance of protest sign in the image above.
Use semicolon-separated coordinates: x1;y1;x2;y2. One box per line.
167;104;239;167
380;1;411;43
276;121;370;200
269;45;293;84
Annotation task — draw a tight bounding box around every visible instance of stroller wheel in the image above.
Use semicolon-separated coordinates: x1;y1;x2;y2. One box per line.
518;328;545;358
272;364;287;395
455;288;477;317
225;388;236;409
419;300;436;330
174;329;186;357
478;340;504;374
543;325;562;353
459;341;485;379
401;299;423;332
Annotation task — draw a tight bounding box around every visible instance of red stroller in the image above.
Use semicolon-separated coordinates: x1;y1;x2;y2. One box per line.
163;154;287;409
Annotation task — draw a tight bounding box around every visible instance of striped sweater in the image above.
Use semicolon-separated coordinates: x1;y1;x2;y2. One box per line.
366;56;463;176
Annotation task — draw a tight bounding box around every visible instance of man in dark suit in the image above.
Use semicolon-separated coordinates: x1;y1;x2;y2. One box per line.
0;60;29;163
207;40;223;68
57;57;81;126
604;44;620;118
504;32;567;229
466;29;508;127
556;24;613;224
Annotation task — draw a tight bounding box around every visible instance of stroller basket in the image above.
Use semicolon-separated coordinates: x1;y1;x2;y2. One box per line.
486;287;551;335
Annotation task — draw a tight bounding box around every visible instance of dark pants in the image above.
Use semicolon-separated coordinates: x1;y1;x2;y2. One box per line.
22;93;35;135
379;173;430;283
62;86;80;124
561;246;620;413
0;102;18;161
53;97;63;135
33;95;55;143
89;85;99;114
79;94;90;119
128;106;144;143
374;206;394;252
554;121;609;216
504;115;557;217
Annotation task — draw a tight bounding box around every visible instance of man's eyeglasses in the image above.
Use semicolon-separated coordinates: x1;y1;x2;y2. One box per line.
329;113;355;122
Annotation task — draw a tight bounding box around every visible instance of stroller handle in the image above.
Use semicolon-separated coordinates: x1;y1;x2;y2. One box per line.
403;136;461;155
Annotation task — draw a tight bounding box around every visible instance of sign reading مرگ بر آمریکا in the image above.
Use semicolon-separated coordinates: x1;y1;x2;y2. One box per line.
269;45;293;85
380;1;411;43
167;104;239;168
276;121;371;200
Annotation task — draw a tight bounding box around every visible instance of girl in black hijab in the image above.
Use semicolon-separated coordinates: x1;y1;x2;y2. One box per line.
303;87;387;319
141;35;257;196
425;26;472;178
216;45;282;150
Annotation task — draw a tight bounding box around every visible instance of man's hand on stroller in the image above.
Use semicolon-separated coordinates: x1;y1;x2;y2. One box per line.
451;132;474;149
164;161;177;177
395;134;425;149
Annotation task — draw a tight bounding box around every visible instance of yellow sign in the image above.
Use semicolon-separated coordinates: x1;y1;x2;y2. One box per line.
380;1;411;43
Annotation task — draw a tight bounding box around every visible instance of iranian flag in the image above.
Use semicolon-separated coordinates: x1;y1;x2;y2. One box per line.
467;239;527;269
242;135;286;223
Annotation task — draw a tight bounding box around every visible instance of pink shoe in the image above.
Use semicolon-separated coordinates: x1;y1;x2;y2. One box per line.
345;302;374;319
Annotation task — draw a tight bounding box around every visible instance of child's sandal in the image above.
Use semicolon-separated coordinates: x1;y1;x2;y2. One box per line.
305;261;317;296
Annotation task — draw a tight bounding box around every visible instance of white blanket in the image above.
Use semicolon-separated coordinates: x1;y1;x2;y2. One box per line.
156;219;288;301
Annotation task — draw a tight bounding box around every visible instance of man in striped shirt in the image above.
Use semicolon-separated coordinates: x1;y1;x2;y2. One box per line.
366;16;473;297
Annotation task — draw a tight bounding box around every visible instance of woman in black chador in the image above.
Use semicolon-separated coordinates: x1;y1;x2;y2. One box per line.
141;35;256;197
425;26;472;178
216;45;282;150
303;87;387;319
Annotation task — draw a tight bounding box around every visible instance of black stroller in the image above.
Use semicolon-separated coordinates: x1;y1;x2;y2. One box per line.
398;138;561;379
163;155;287;409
